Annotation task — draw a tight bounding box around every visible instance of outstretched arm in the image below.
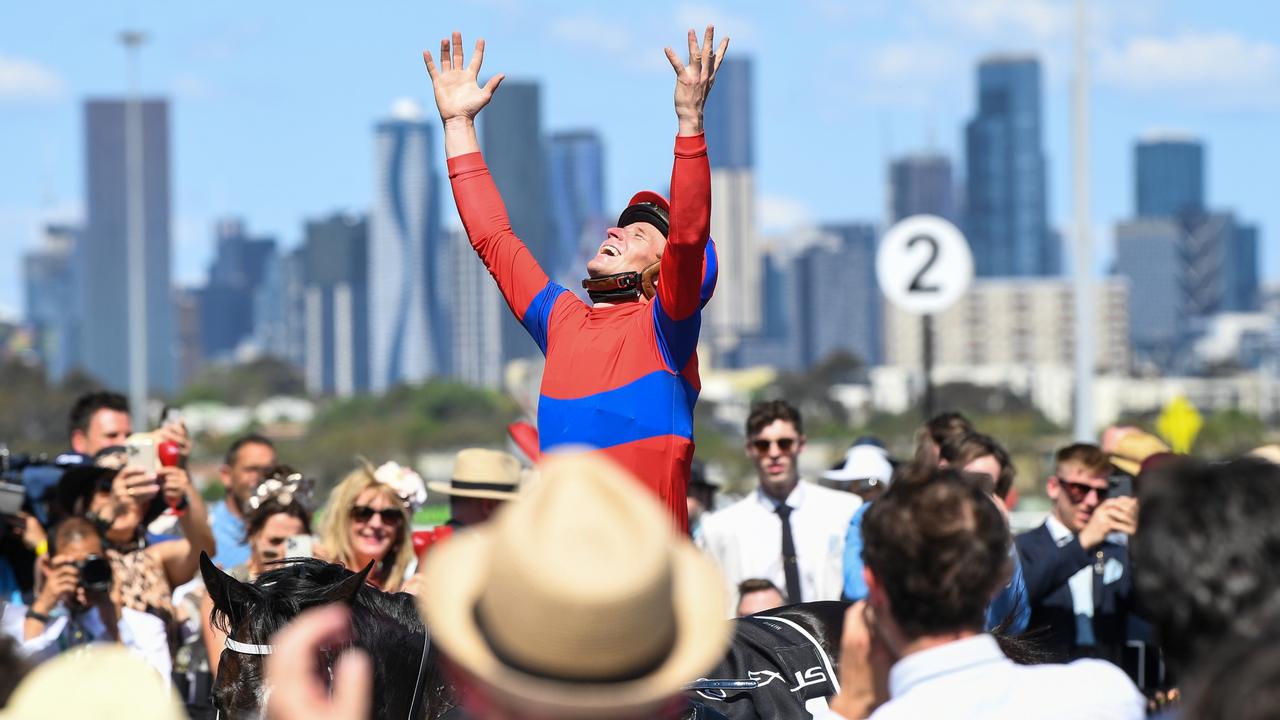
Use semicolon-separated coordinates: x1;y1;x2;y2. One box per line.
654;27;727;366
422;32;505;158
422;33;567;353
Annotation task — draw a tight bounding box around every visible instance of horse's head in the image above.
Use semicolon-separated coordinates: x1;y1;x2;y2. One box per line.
201;552;371;718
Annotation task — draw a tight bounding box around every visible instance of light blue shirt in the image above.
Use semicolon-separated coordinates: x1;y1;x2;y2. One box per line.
209;499;250;568
842;502;1031;633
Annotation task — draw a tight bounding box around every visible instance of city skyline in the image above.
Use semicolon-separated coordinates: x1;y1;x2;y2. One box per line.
2;2;1278;319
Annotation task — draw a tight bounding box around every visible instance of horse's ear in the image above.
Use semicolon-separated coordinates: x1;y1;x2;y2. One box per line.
201;551;256;615
319;561;373;606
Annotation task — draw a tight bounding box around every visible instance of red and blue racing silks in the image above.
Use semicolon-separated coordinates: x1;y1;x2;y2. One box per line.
447;134;716;532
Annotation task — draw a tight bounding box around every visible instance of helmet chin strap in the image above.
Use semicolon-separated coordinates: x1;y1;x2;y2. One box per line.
582;262;661;303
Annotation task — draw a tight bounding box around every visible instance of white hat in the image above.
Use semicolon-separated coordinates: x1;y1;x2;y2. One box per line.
823;444;894;486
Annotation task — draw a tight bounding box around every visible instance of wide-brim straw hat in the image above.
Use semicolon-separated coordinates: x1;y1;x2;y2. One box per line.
427;448;523;501
1110;430;1171;476
418;452;730;718
1;645;184;720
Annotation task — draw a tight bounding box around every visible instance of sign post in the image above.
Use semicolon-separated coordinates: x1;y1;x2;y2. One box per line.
876;215;974;420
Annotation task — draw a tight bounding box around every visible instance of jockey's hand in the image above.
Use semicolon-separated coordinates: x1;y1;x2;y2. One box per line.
423;32;504;125
267;604;372;720
664;25;729;135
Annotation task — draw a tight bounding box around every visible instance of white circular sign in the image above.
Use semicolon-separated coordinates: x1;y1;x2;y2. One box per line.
876;214;973;315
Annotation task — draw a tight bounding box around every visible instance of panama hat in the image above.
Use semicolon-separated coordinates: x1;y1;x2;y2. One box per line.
427;449;523;501
418;452;731;718
1110;430;1171;476
1;645;183;720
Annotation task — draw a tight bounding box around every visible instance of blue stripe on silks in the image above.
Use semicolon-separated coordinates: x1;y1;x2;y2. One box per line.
520;282;566;355
653;301;701;374
538;370;696;450
700;238;719;308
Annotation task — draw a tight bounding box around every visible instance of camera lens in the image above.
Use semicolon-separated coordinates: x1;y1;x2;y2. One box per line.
77;555;113;594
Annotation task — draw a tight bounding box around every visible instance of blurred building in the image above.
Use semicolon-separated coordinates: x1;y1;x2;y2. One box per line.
442;229;503;388
889;153;956;222
23;224;81;380
368;101;447;391
196;218;277;363
173;287;202;386
704;56;762;357
547;130;608;296
1114;136;1260;372
481;80;553;364
302;213;369;396
252;246;307;368
1135;134;1204;218
964;56;1058;277
794;223;882;368
884;277;1129;373
80;98;176;392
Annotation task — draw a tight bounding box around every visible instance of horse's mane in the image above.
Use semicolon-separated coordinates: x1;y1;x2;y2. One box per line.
211;558;452;719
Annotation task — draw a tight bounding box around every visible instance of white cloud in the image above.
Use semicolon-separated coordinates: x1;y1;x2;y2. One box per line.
918;0;1070;43
0;54;65;103
673;4;757;47
1098;32;1280;108
759;194;815;234
547;15;661;73
839;42;961;110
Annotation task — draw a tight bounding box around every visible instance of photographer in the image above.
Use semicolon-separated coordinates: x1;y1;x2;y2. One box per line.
15;517;171;675
51;447;214;663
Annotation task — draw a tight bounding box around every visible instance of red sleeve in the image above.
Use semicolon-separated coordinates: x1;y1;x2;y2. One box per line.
447;152;552;323
656;134;712;322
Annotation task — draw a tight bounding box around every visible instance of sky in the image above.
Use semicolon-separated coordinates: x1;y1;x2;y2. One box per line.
2;0;1278;317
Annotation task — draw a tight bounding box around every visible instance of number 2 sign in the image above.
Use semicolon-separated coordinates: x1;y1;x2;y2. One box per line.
876;215;973;316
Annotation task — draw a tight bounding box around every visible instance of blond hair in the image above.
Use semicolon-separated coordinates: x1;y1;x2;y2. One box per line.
320;465;414;591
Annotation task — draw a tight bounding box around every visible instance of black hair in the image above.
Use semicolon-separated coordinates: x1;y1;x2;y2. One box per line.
223;433;275;467
67;391;129;439
1132;457;1280;676
746;399;803;438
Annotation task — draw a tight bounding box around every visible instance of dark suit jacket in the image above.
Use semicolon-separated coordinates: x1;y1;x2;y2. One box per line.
1015;522;1136;664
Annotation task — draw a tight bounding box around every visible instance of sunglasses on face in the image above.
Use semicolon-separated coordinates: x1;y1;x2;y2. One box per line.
1058;478;1109;504
349;505;404;525
751;438;798;454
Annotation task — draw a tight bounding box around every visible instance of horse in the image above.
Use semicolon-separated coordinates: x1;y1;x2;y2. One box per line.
200;553;454;720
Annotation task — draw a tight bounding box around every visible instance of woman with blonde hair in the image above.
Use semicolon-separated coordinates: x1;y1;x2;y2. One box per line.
319;461;426;592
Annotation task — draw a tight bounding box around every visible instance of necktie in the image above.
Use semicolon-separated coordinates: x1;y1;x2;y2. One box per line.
776;503;802;603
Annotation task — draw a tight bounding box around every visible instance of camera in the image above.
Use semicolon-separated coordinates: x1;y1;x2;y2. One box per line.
1108;470;1135;499
71;554;113;594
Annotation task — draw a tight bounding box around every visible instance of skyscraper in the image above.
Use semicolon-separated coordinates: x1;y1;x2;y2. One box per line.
80;98;175;392
302;213;369;397
369;101;446;390
547;130;607;295
793;223;882;368
889;153;956;222
1135;135;1204;218
442;229;503;388
481;80;553;363
253;246;307;368
703;56;761;356
23;224;80;380
1114;218;1182;368
197;218;277;363
964;56;1057;277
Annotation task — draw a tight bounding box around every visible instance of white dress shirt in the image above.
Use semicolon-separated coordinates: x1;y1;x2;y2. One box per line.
1;600;172;678
815;634;1145;720
698;480;861;616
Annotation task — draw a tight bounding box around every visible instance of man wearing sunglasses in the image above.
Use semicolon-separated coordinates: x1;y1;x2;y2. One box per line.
1015;443;1140;665
698;400;862;616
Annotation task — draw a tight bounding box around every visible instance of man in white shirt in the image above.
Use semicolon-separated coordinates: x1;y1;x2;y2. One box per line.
817;468;1145;720
698;400;861;616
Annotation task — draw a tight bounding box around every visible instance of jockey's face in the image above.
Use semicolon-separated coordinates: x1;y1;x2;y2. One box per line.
586;221;667;278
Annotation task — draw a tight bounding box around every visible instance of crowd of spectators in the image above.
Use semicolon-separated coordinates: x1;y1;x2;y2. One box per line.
3;24;1279;720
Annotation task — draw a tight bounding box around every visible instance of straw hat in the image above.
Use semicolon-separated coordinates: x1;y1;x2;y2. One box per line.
1;645;184;720
418;452;731;718
427;448;523;501
1110;430;1171;476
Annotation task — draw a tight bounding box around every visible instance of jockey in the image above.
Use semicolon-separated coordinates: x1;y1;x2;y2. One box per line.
423;28;728;532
